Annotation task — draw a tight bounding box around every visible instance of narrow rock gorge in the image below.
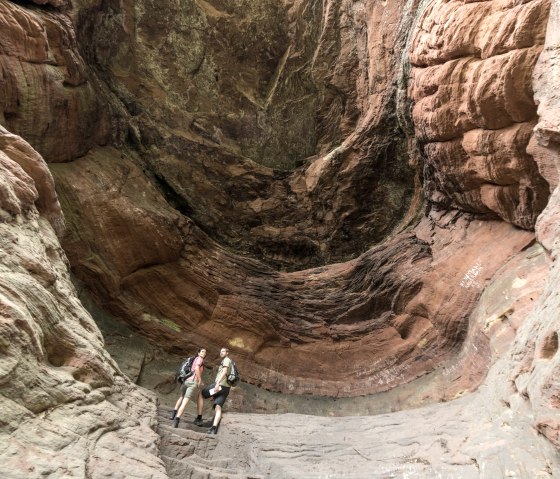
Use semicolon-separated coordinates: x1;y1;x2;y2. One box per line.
1;0;560;477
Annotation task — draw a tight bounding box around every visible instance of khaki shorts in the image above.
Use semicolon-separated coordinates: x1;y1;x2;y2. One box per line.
180;380;199;399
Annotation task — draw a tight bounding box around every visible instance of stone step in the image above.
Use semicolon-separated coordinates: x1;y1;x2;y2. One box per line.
161;454;260;479
158;431;217;460
156;404;258;478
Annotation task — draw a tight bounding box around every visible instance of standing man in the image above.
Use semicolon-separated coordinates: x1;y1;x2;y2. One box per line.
172;348;206;428
205;347;232;435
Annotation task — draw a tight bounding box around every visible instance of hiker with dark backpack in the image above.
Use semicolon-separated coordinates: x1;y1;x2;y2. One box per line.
201;347;239;434
170;348;206;428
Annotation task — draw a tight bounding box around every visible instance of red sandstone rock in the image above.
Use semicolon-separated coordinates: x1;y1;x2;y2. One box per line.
1;0;560;475
51;150;536;396
409;0;551;229
0;0;108;162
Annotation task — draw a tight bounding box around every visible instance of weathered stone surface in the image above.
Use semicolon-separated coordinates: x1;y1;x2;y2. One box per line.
148;240;557;479
0;129;166;478
1;0;560;476
68;0;418;268
29;0;540;402
409;0;550;229
51;148;536;397
0;0;108;162
526;0;560;450
51;148;184;288
0;127;64;234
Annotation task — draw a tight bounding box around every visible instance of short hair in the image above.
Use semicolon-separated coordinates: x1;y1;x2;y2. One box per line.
221;347;229;354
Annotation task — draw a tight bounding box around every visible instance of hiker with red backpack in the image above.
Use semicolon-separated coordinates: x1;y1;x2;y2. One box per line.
170;348;206;428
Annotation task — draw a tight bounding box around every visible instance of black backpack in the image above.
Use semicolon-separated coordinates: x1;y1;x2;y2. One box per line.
176;356;195;384
227;360;240;387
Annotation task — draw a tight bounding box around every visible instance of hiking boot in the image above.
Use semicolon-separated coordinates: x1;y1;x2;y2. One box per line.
173;418;180;428
207;426;217;435
169;410;177;420
193;416;203;426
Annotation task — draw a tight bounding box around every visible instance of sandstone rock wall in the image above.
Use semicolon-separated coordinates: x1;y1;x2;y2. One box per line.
525;0;560;447
68;0;418;268
0;127;166;478
409;0;551;229
1;0;560;474
50;146;537;397
0;0;109;162
0;0;554;398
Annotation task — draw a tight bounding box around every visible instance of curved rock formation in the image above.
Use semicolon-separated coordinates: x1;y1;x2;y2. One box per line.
1;0;560;476
40;0;549;399
0;0;109;162
49;149;536;396
70;0;419;268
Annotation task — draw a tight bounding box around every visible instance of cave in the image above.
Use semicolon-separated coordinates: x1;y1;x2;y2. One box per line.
1;0;560;477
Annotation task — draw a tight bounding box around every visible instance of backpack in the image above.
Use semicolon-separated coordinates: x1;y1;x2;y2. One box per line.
226;359;240;387
176;356;195;383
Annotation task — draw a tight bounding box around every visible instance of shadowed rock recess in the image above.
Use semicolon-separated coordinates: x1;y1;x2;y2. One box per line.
1;0;560;477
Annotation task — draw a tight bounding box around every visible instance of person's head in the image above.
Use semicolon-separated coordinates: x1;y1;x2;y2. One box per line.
198;348;207;358
220;347;229;358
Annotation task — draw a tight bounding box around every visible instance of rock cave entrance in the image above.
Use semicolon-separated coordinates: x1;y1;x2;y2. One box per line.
0;0;551;413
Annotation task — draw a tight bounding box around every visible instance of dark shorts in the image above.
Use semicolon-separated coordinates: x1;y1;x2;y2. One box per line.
202;384;230;409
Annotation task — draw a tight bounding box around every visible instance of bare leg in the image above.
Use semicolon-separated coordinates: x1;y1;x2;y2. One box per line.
213;405;222;427
177;397;190;418
174;395;184;411
197;391;203;416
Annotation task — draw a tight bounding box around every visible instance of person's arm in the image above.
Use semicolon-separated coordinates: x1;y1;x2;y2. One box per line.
194;357;203;385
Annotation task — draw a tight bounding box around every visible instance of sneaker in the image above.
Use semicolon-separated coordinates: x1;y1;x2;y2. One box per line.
173;418;180;428
193;416;203;426
169;410;177;420
207;426;217;434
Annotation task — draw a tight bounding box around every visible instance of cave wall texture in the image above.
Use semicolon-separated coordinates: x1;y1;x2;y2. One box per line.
1;0;560;477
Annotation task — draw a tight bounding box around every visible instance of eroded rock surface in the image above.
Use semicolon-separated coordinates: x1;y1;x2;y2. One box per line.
0;0;109;162
38;0;548;402
148;239;558;478
409;0;551;229
1;0;560;477
0;128;166;478
69;0;420;268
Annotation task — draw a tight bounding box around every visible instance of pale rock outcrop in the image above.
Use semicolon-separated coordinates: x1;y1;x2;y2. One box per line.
0;129;166;478
525;0;560;448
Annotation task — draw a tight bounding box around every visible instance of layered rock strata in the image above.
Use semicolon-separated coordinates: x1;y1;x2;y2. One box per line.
0;0;559;476
70;0;420;268
0;0;554;400
0;0;109;162
43;0;549;399
51;148;536;397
